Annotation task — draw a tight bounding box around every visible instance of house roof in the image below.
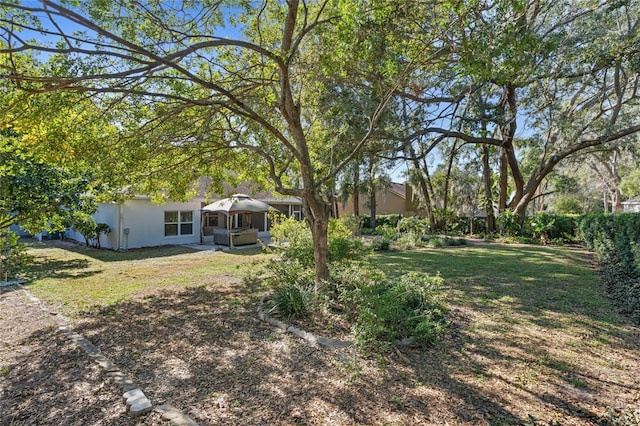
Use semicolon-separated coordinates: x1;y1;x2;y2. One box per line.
387;182;406;198
197;178;302;205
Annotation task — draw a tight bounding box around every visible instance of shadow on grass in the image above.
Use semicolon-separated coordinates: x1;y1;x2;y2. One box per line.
376;244;621;325
7;243;638;424
26;239;267;263
375;244;640;423
25;239;201;262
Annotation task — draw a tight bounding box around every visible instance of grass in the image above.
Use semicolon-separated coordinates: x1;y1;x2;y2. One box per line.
375;244;619;324
23;239;270;314
14;239;640;423
375;244;636;409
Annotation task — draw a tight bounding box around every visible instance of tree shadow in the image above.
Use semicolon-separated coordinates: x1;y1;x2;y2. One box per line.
26;239;201;262
6;241;638;424
68;283;533;425
377;244;640;422
27;239;266;263
0;327;145;426
24;255;97;281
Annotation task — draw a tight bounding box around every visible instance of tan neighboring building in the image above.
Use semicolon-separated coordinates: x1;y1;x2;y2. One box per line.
337;182;420;217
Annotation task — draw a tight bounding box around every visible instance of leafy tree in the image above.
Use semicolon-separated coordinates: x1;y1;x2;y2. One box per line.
620;169;640;200
0;231;32;281
396;0;640;223
0;1;445;284
0;129;96;233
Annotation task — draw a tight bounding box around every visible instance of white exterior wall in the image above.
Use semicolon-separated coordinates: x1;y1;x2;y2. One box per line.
120;199;202;249
622;202;640;213
68;199;202;249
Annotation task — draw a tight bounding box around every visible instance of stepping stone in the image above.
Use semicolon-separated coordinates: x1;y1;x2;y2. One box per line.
155;404;199;425
123;388;152;416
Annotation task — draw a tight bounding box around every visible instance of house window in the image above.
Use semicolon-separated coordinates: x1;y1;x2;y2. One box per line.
164;211;193;236
291;204;302;220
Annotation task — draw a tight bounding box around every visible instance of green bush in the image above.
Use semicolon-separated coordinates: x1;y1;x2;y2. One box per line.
398;216;424;234
331;260;387;298
348;272;448;350
527;213;576;243
269;216;369;267
425;237;468;247
356;214;402;229
370;236;391;251
268;216;315;267
266;283;315;320
395;232;423;250
328;219;369;262
497;209;521;236
553;196;585;215
0;231;33;281
262;258;314;288
577;213;640;323
375;224;397;240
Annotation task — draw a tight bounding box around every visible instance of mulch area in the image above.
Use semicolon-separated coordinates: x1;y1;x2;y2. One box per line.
0;285;166;425
2;273;640;425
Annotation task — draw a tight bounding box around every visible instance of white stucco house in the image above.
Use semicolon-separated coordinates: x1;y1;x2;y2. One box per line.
621;199;640;213
66;192;303;250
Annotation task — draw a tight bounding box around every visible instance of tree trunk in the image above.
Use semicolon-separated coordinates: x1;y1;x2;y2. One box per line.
368;159;376;229
498;148;509;211
302;196;331;286
410;148;436;230
369;184;377;229
443;141;457;212
481;144;496;232
353;165;360;216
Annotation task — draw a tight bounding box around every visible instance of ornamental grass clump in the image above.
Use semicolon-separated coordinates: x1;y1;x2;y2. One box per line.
267;283;315;320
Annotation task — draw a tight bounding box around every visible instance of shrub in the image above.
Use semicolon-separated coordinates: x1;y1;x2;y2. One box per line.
497;209;521;236
527;213;576;243
395;232;422;250
328;219;369;262
70;212;110;248
268;215;314;267
375;224;397;240
0;231;33;281
349;272;448;349
331;260;387;298
371;236;391;251
266;283;315;320
398;216;428;235
359;227;380;235
577;213;640;324
269;216;369;267
262;258;314;288
553;196;585;215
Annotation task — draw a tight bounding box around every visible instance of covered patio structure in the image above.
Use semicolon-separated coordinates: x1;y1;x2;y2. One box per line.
200;194;274;248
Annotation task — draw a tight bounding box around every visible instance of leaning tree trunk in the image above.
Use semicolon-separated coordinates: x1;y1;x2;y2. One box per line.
368;159;377;229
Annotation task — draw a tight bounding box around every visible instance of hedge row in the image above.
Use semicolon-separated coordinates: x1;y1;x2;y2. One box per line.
577;213;640;323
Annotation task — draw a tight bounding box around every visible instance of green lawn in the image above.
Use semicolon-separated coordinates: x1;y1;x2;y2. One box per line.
375;244;619;325
23;240;269;314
